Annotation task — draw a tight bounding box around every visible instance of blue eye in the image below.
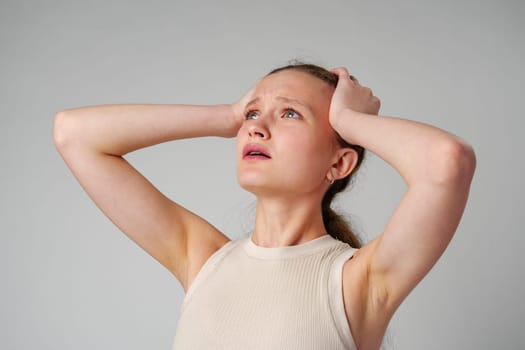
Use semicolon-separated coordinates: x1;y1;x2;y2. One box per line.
245;111;259;120
283;109;300;119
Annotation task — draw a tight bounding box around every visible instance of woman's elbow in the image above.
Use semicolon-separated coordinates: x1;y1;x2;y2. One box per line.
434;139;477;186
53;110;78;151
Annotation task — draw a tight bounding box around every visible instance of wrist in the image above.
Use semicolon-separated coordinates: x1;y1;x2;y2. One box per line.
206;104;241;138
224;103;243;138
330;108;361;144
331;107;355;130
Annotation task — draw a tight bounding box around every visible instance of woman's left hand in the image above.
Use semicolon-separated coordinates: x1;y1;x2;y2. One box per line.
329;67;381;130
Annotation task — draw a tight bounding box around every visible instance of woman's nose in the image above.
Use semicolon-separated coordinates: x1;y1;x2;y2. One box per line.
248;120;270;139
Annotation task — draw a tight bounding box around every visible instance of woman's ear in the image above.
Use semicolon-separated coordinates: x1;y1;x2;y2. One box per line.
328;147;359;181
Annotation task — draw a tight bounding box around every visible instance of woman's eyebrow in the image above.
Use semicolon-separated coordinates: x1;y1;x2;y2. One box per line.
245;97;260;109
275;96;310;110
244;96;312;112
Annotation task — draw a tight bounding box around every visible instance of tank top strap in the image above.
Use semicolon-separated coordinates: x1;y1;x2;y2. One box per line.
328;247;359;350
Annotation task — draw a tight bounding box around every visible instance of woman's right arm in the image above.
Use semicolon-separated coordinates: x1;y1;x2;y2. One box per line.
53;103;241;291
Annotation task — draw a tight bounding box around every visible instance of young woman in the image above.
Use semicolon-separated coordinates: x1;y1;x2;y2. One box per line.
54;63;476;350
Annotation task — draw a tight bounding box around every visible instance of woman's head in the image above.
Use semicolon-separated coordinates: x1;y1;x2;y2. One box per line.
236;62;365;247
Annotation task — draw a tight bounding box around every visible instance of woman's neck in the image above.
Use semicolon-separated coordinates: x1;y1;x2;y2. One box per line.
251;195;327;247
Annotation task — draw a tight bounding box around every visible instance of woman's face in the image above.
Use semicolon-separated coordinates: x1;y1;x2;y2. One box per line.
236;69;339;197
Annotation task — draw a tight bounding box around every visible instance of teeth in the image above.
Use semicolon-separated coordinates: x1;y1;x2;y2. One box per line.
248;151;268;157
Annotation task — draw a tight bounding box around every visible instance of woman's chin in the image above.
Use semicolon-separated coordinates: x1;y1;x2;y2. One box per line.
238;179;268;194
238;176;282;196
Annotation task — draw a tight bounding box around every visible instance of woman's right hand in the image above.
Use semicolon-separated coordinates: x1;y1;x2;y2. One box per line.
229;82;258;137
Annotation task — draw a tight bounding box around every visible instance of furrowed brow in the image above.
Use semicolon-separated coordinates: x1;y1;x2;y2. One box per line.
245;96;311;112
245;97;260;109
275;96;311;112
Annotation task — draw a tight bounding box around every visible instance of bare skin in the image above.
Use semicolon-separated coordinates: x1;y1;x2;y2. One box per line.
54;68;476;350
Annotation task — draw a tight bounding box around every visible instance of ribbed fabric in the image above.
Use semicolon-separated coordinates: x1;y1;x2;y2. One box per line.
172;234;358;350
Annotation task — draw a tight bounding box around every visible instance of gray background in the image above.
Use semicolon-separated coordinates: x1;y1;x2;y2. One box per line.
1;0;523;349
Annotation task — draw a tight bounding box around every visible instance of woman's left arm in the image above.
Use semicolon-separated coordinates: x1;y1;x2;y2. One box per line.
330;68;477;313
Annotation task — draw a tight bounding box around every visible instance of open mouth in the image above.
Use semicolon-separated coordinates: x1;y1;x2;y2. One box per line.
243;144;271;159
246;151;270;158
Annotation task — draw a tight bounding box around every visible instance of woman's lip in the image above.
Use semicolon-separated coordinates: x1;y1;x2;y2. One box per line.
243;154;271;160
242;143;271;159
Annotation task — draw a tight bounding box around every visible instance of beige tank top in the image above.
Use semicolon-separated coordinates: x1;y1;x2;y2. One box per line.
171;234;358;350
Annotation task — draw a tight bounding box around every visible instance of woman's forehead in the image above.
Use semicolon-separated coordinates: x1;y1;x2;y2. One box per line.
253;70;333;105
